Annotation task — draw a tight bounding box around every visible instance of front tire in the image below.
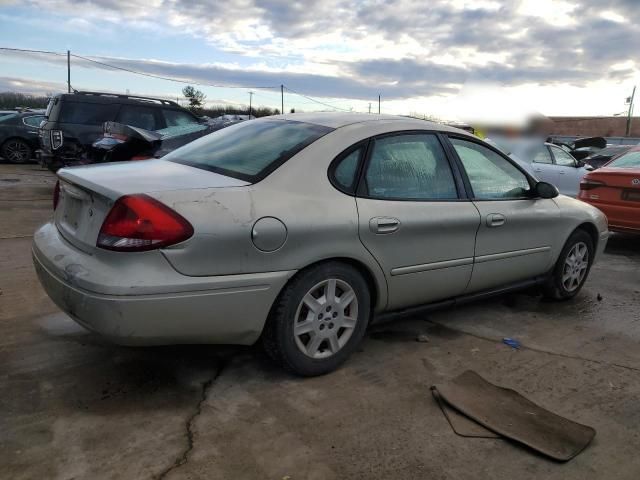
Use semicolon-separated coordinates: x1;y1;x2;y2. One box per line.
2;138;32;164
543;230;594;300
262;262;371;376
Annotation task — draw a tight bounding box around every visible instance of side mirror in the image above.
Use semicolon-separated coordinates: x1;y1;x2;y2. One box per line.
584;163;595;171
534;181;559;199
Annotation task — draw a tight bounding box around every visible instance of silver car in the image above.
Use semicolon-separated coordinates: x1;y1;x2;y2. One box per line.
33;113;609;376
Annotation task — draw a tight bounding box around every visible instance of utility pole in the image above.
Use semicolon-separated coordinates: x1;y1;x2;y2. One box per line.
67;50;71;93
248;91;253;117
378;94;381;114
626;85;636;137
368;102;371;114
281;84;284;115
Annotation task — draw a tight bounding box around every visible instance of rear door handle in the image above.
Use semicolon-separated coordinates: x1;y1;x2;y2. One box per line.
370;217;400;234
486;213;506;228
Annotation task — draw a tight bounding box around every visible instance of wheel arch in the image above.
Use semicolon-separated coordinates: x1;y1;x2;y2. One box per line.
575;222;599;250
268;256;387;320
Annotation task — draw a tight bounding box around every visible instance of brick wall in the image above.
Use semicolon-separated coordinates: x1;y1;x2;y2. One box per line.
548;117;640;137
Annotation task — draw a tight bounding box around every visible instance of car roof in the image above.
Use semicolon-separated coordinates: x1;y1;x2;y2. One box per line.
276;112;465;133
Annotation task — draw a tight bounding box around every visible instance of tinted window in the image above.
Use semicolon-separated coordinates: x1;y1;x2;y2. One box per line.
532;146;552;164
165;119;333;181
451;138;530;199
551;147;577;166
0;113;17;123
163;109;197;127
59;102;118;125
333;147;363;192
364;134;457;200
117;105;159;130
23;115;45;127
608;151;640;168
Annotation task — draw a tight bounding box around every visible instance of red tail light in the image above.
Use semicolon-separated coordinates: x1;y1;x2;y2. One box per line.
53;180;60;210
580;179;606;190
97;195;193;252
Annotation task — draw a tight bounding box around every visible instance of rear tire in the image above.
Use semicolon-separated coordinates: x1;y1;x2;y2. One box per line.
2;138;32;164
543;230;594;300
262;262;371;376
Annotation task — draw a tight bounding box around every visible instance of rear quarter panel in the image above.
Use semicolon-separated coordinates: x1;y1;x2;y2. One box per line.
156;121;429;311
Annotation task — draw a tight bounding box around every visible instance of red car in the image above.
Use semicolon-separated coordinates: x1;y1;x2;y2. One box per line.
579;147;640;233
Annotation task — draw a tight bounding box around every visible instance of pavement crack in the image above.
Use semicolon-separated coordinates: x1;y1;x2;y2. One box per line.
155;360;227;480
426;320;640;374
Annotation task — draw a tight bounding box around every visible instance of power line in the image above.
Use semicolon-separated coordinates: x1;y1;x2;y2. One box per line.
1;46;371;114
0;46;65;56
283;86;352;112
70;53;279;90
0;47;279;90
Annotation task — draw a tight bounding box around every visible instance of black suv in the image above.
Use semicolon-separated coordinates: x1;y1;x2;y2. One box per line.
39;91;201;171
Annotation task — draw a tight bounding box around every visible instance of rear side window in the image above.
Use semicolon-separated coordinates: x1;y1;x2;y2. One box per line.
332;146;364;193
165;119;333;182
163;109;197;127
364;134;458;200
551;147;577;167
59;102;118;125
451;138;530;199
117;105;159;131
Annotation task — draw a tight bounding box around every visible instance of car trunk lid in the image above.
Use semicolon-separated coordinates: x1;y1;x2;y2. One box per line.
54;159;249;252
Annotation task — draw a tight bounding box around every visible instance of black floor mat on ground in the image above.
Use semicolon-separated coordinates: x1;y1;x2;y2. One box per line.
432;388;500;438
432;371;596;461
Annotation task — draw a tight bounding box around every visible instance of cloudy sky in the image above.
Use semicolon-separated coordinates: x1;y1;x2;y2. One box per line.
0;0;638;121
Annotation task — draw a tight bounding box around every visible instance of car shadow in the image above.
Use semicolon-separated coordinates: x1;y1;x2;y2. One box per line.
605;232;639;257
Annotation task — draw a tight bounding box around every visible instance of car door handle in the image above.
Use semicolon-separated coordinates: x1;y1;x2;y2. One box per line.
533;168;542;172
558;170;566;174
370;217;400;234
486;213;506;228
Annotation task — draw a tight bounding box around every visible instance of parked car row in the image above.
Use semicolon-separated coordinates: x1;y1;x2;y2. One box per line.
0;109;46;163
37;91;204;171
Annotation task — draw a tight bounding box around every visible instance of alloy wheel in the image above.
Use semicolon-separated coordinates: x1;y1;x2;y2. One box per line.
562;241;589;292
5;141;30;163
293;278;359;359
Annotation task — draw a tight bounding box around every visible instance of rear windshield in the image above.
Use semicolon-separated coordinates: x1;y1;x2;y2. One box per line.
607;151;640;169
165;119;333;182
59;101;119;125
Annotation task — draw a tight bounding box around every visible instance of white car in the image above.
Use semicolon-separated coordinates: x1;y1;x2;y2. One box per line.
510;142;593;197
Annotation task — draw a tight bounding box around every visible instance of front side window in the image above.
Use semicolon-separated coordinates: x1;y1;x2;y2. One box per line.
165;119;333;182
532;146;552;164
59;102;118;125
450;137;530;200
23;115;45;127
551;147;577;167
364;134;458;200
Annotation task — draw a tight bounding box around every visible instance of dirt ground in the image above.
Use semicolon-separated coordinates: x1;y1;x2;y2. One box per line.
1;163;639;480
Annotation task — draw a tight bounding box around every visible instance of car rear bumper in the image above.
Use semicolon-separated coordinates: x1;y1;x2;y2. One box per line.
32;222;295;345
583;200;640;233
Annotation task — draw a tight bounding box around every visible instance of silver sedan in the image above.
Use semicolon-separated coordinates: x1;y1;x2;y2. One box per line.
33;113;609;376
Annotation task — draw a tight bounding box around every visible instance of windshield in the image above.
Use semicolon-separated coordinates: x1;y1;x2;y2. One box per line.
165;119;334;182
607;150;640;169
